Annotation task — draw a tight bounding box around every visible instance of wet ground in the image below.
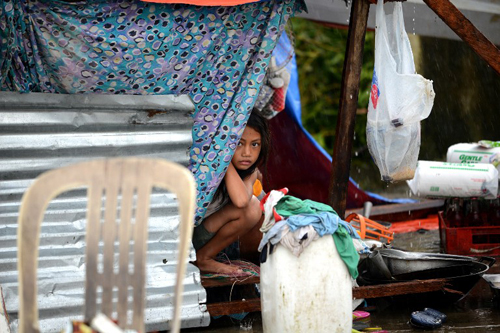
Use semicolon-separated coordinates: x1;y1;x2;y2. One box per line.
364;229;500;332
182;229;500;332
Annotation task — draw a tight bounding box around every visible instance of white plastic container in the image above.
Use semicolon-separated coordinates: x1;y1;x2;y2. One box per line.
260;235;352;333
407;160;499;199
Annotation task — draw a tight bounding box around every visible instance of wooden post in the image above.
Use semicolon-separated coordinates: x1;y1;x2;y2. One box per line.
329;0;370;217
423;0;500;76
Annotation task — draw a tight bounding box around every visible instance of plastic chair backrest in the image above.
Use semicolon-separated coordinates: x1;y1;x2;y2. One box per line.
17;158;196;333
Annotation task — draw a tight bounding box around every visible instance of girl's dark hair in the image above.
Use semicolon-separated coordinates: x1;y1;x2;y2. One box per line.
213;109;270;204
235;109;270;180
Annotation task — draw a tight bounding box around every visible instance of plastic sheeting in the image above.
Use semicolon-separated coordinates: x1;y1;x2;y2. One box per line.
141;0;271;5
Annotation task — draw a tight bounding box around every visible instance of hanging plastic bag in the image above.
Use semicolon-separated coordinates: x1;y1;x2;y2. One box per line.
366;0;435;182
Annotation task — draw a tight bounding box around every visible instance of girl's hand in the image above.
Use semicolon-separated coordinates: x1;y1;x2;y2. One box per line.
255;168;263;182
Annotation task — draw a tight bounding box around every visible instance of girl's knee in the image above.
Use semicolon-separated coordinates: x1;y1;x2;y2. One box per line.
245;196;262;226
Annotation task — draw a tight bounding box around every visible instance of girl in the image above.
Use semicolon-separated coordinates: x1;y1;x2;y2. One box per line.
193;110;270;275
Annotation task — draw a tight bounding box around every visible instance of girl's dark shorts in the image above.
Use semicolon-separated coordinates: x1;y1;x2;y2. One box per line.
192;223;215;250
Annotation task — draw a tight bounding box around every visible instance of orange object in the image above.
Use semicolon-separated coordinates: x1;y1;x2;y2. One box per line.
388;215;439;234
253;179;263;197
345;213;394;244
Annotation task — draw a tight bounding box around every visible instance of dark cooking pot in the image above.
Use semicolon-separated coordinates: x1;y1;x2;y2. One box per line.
357;248;495;303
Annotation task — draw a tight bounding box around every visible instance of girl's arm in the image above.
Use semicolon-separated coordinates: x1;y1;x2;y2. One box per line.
225;163;257;208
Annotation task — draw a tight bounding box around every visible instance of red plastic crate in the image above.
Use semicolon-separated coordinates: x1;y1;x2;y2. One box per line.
438;211;500;256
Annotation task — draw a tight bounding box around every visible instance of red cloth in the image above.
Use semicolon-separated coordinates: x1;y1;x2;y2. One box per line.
388;215;439;234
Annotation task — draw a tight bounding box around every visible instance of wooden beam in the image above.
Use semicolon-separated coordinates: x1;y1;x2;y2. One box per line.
201;275;260;288
423;0;500;76
204;279;458;316
206;299;262;317
353;278;457;299
329;0;370;216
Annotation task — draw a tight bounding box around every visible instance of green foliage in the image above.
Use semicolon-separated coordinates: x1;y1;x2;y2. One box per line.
291;18;375;158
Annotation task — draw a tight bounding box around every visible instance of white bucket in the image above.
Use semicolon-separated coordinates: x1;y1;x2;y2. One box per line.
260;235;352;333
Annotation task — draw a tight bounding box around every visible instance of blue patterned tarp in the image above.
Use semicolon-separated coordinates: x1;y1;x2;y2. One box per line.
141;0;271;5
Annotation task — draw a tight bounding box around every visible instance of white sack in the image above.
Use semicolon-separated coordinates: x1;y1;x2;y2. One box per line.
407;160;499;199
367;0;435;182
447;143;500;177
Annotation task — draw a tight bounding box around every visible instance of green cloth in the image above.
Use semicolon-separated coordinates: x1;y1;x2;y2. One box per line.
332;225;359;279
275;195;358;279
275;195;338;217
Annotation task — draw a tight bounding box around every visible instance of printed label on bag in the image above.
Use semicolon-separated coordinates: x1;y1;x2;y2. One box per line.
447;143;500;172
370;70;380;109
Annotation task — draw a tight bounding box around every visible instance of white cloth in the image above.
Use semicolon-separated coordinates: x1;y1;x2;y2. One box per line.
259;188;288;233
279;225;319;257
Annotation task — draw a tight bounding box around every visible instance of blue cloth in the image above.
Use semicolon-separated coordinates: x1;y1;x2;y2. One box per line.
284;212;360;278
286;211;360;238
258;220;287;252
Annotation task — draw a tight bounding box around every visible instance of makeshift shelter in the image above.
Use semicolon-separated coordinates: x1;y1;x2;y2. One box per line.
0;0;307;330
1;0;500;330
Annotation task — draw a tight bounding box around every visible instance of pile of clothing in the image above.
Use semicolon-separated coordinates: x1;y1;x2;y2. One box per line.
258;188;370;279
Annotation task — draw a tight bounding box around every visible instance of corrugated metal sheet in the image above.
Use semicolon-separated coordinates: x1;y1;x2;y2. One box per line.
0;92;210;332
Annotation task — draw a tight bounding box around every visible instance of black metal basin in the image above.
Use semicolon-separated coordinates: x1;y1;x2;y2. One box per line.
357;248;496;303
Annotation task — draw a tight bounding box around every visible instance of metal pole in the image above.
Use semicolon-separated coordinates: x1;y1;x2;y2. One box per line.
328;0;370;217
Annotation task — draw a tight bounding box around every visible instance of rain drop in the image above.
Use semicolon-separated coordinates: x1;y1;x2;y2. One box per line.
412;5;416;35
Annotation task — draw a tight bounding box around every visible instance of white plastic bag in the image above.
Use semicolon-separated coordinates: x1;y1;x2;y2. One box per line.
366;0;435;182
407;160;499;199
447;142;500;177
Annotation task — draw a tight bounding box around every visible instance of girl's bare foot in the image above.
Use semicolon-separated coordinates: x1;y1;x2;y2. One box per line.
194;258;249;276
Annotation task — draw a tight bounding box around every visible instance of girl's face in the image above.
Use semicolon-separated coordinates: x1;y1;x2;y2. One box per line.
231;126;262;171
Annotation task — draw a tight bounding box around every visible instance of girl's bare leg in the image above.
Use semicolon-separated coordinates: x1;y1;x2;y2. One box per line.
239;214;264;264
195;197;262;275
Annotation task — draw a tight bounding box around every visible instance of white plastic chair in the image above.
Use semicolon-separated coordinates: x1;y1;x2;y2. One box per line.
17;158;196;333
